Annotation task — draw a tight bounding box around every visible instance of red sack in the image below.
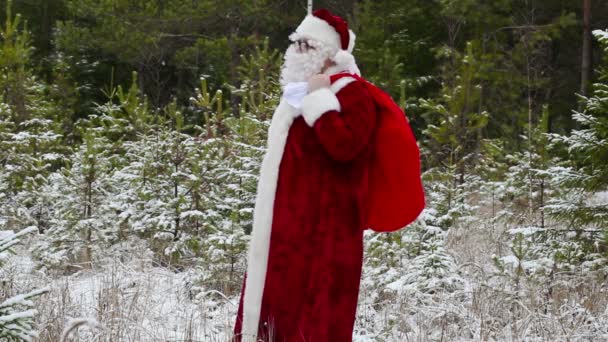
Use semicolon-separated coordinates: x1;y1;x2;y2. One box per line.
331;73;426;232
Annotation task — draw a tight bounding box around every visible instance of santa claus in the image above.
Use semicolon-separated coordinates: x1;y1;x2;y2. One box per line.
233;8;424;342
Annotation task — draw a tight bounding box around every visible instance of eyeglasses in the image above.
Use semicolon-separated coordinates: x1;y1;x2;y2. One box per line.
292;39;316;53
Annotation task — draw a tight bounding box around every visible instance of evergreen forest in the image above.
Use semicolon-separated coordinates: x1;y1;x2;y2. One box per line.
0;0;608;340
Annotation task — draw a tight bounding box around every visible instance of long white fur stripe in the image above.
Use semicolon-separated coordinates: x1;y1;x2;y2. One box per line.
241;100;298;341
301;88;341;127
296;15;342;50
347;30;356;53
330;77;356;94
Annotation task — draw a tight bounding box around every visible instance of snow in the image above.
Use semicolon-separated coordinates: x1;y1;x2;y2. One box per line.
0;309;38;323
0;230;14;240
593;29;608;41
589;191;608;206
508;226;542;236
0;210;606;341
3;249;236;341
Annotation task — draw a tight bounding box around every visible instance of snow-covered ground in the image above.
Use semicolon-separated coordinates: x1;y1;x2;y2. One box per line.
2;223;607;341
4;248;236;341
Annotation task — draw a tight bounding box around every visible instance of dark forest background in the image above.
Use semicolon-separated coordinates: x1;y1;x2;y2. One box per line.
2;0;607;142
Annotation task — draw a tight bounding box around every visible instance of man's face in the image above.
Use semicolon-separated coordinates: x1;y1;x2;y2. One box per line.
292;38;316;54
280;37;335;85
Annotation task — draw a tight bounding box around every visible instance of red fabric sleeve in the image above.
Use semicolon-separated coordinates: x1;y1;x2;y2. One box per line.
308;81;377;162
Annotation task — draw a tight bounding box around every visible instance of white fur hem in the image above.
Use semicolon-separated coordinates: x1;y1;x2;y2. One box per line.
331;77;356;93
241;100;298;341
301;88;341;126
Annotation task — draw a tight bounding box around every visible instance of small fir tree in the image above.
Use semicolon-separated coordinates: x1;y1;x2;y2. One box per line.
0;226;48;341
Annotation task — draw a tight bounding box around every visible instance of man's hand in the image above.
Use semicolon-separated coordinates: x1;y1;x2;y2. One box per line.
307;74;330;93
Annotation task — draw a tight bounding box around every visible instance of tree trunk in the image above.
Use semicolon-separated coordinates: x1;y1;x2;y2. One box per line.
82;178;94;270
173;162;180;241
580;0;592;98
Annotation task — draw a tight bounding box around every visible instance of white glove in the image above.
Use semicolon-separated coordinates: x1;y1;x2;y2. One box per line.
282;82;309;109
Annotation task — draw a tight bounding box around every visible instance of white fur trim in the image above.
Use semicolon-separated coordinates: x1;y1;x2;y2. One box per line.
241;100;298;341
330;76;356;93
333;50;355;70
347;30;356;53
296;15;342;51
301;87;341;127
349;62;361;76
331;50;361;76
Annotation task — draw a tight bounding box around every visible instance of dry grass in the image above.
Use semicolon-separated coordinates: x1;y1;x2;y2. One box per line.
2;215;606;341
30;258;237;342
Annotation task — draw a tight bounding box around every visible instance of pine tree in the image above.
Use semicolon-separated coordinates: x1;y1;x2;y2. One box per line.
421;41;488;175
100;102;191;266
0;227;48;341
0;0;66;235
33;125;119;271
195;39;281;294
472;139;509;227
353;0;442;97
499;106;554;227
542;29;608;272
420;41;489;228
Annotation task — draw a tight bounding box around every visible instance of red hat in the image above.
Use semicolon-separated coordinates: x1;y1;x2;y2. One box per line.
294;9;356;53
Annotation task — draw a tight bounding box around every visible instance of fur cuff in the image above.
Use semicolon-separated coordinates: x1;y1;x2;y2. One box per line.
301;88;340;126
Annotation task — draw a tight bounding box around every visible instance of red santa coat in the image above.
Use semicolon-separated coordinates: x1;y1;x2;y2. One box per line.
234;74;376;341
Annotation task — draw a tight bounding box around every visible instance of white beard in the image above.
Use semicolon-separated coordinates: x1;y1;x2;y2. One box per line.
280;40;337;87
